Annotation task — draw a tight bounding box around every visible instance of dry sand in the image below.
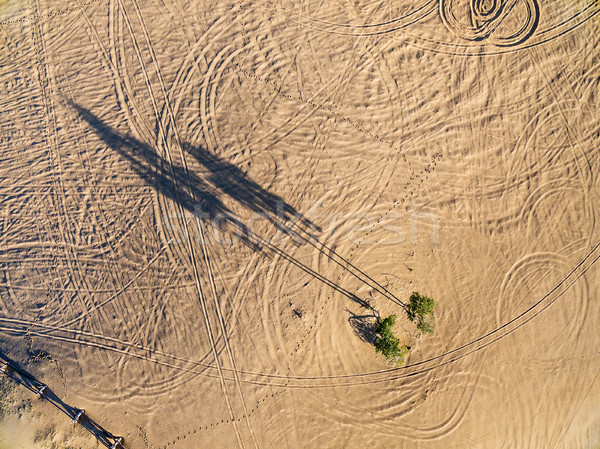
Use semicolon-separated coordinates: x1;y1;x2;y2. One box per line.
1;0;599;448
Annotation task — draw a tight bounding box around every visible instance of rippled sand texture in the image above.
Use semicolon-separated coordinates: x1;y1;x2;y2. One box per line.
1;0;599;448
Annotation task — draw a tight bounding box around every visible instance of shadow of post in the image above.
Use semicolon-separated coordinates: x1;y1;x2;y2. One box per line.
0;353;123;448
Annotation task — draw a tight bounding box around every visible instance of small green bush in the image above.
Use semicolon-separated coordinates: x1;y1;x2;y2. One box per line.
374;315;408;364
406;292;435;334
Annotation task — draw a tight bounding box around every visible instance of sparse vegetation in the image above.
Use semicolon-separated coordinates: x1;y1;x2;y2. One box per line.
374;315;408;364
406;292;435;334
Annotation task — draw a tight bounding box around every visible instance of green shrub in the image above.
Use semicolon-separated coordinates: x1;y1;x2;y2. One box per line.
374;315;408;364
375;314;396;335
406;292;435;334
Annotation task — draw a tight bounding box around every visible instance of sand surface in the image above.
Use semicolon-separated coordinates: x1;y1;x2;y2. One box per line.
1;0;600;448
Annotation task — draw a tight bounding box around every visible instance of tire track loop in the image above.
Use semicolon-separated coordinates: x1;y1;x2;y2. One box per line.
401;3;600;57
262;1;598;57
165;15;233;152
114;0;248;445
35;0;596;438
440;0;539;46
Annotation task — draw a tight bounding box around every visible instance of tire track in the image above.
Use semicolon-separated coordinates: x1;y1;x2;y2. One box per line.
4;236;596;389
402;2;600;56
440;0;539;46
74;0;235;406
49;25;166;352
0;0;105;25
195;219;260;449
113;0;247;445
265;1;599;57
126;0;260;442
196;55;409;307
60;244;169;327
30;0;110;333
527;48;594;193
156;13;433;444
258;0;437;37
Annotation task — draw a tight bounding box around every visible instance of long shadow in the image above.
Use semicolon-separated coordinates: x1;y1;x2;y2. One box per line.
183;143;320;239
68;102;319;249
69;102;375;309
0;354;123;448
68;102;256;249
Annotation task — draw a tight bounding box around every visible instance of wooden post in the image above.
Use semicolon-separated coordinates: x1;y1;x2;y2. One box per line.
71;409;85;424
110;437;124;449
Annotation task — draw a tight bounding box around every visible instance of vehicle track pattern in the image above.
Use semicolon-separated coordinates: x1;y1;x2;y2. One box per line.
1;1;599;448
